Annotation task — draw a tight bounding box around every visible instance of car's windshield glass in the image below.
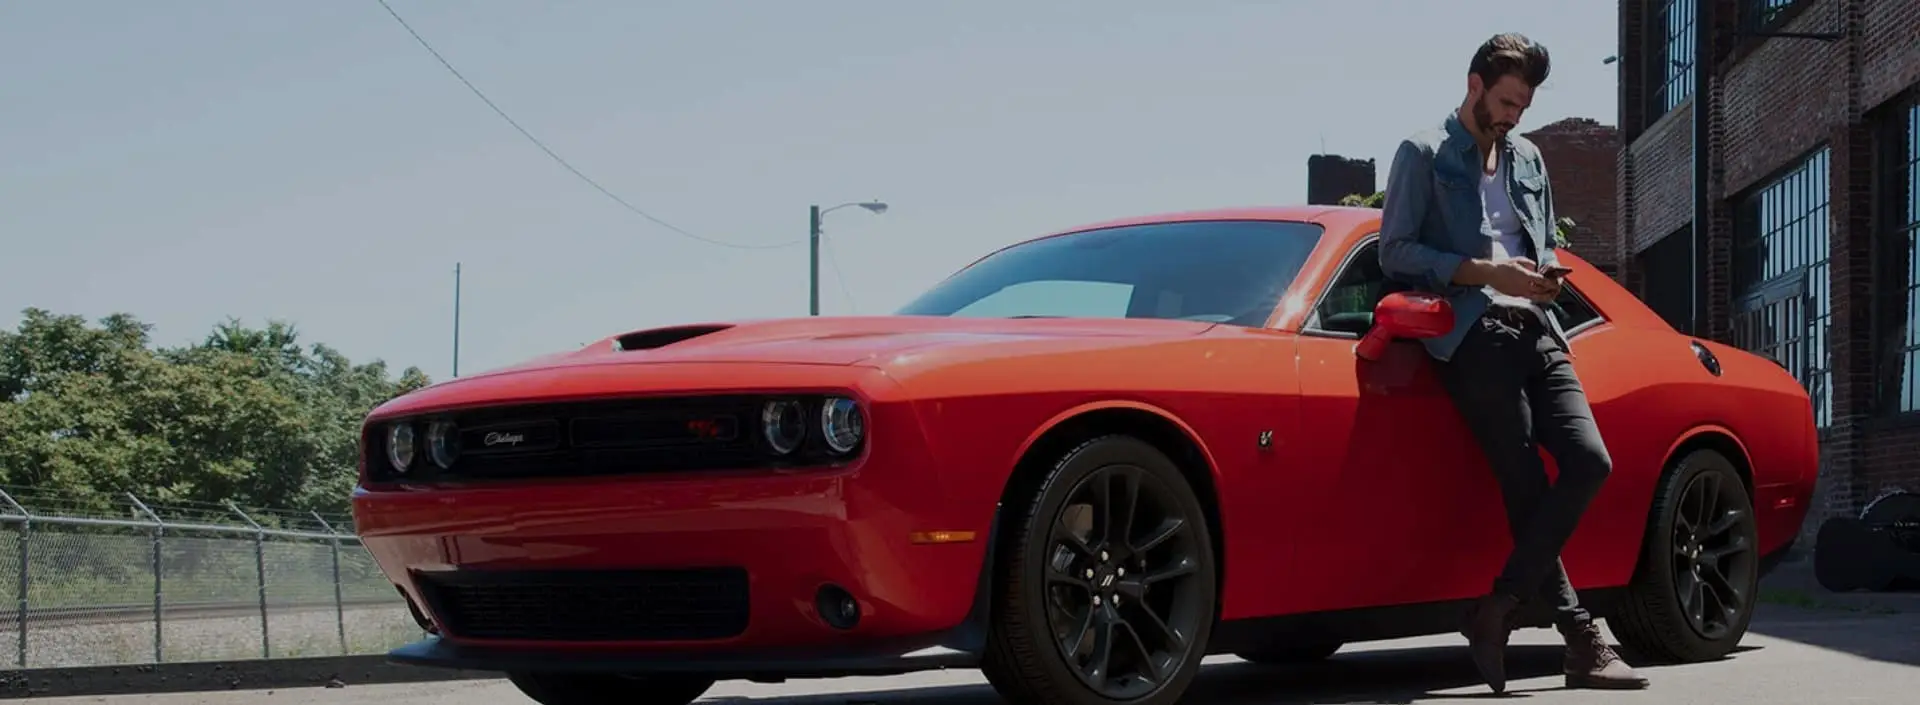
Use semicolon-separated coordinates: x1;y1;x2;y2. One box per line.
895;219;1325;327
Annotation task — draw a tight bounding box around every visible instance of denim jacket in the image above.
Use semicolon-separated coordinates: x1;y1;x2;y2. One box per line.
1376;111;1569;362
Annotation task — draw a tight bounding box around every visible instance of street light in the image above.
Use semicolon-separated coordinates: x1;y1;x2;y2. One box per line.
810;201;888;316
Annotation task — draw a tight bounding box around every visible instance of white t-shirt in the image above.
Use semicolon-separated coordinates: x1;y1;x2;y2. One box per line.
1480;158;1543;314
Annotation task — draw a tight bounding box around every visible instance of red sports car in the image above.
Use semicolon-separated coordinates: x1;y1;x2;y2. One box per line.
352;206;1817;705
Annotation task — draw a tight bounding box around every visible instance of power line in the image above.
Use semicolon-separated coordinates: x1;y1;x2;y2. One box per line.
372;0;802;251
820;234;858;314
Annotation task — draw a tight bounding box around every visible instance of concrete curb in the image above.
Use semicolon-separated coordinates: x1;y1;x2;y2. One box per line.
0;655;497;700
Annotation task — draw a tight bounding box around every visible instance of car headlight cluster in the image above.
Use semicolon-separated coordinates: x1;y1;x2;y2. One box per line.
384;419;462;475
371;393;868;479
759;396;865;457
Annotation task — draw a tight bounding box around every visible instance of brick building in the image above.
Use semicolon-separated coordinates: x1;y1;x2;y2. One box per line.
1527;117;1623;274
1306;154;1377;206
1614;0;1920;530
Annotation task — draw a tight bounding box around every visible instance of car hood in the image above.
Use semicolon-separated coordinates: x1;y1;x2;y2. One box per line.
465;315;1221;377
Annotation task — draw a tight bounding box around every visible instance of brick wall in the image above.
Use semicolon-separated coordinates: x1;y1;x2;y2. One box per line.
1625;105;1695;253
1619;0;1920;538
1721;0;1847;195
1527;118;1622;270
1306;154;1377;206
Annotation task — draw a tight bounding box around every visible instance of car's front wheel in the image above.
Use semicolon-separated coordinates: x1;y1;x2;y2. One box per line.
505;672;715;705
1608;447;1761;664
981;434;1219;705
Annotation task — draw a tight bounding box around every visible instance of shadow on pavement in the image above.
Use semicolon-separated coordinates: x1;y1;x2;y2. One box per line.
1742;604;1920;669
711;642;1743;705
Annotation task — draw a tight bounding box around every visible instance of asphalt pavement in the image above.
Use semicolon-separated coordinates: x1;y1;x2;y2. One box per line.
25;602;1919;704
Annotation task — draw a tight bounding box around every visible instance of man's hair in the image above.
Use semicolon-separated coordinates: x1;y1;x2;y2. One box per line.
1469;33;1550;89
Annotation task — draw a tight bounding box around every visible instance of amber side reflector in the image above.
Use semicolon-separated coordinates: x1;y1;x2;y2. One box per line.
910;531;978;544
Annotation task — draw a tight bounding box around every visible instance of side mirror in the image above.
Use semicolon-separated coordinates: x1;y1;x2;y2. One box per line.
1355;292;1454;361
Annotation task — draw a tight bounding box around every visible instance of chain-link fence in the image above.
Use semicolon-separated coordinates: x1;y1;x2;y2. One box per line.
0;488;423;670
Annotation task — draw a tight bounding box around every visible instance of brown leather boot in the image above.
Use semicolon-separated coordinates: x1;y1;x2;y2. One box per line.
1461;593;1520;693
1560;621;1649;689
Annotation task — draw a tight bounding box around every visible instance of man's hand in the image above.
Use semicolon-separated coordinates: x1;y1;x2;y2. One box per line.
1527;275;1562;303
1473;258;1553;298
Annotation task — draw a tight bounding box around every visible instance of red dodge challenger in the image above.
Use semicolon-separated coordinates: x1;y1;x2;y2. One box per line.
352;206;1818;705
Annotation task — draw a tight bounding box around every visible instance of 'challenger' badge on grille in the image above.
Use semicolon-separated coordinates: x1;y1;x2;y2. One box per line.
483;431;526;447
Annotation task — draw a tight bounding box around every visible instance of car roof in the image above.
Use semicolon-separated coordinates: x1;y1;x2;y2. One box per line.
1035;205;1379;240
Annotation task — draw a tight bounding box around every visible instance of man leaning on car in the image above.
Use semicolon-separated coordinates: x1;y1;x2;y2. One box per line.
1374;32;1650;694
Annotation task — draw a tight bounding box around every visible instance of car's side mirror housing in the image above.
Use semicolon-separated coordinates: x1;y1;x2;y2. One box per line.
1355;292;1454;361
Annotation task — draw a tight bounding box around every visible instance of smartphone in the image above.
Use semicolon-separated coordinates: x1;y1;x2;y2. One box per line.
1538;263;1574;279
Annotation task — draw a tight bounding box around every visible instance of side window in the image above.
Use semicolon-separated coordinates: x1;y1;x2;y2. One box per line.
1545;283;1602;332
1310;240;1393;335
950;280;1135;318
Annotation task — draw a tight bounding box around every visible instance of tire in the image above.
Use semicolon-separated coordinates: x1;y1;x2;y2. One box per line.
1608;448;1761;664
505;672;715;705
981;434;1219;705
1234;641;1342;665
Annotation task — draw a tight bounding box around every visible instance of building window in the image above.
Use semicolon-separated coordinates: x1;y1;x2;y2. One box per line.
1890;102;1920;411
1652;0;1696;115
1741;0;1803;32
1731;147;1832;428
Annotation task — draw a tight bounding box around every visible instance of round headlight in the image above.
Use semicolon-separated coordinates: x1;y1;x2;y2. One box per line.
762;400;806;454
821;397;864;454
427;420;460;468
386;423;415;472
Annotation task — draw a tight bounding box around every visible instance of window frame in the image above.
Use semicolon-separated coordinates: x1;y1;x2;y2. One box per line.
1649;0;1697;118
1729;144;1834;429
1875;94;1920;417
1298;234;1609;342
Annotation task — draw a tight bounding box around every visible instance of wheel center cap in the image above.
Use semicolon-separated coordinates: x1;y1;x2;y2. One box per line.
1093;565;1119;592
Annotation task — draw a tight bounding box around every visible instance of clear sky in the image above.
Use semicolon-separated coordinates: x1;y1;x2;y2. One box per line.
2;0;1620;381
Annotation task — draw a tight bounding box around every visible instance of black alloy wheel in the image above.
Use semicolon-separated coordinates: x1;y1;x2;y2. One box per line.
1670;467;1757;641
983;434;1218;705
1610;448;1760;664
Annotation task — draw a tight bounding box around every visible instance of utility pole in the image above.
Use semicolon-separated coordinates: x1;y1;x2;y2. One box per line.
809;205;822;316
452;262;462;377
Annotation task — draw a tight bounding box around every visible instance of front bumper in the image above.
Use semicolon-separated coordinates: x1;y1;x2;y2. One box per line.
351;390;997;672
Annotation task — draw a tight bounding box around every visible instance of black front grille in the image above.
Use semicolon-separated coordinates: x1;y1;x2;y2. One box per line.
415;568;751;642
365;394;858;483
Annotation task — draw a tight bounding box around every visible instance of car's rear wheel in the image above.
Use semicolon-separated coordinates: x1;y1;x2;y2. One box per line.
982;434;1218;705
504;672;715;705
1608;448;1760;664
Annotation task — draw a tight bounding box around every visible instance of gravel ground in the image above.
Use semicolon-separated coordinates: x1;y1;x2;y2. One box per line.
0;605;423;668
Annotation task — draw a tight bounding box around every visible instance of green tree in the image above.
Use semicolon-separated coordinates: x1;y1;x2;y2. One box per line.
0;308;429;515
1339;190;1576;249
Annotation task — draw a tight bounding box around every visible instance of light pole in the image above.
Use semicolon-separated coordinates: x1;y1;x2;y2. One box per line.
810;201;888;316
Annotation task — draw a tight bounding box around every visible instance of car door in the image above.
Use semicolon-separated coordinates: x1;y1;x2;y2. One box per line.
1285;236;1495;613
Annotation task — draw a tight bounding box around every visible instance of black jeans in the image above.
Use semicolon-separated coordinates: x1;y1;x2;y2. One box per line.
1434;306;1613;629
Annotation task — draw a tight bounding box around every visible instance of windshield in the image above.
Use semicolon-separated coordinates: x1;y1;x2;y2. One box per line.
895;219;1325;327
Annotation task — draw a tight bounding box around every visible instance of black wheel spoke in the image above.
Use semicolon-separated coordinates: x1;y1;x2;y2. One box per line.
1118;619;1164;685
1146;556;1197;586
1061;606;1097;660
1702;535;1750;563
1698;561;1745;613
1706;508;1747;540
1132;517;1187;555
1681;571;1705;624
1049;558;1091;591
1128;598;1183;651
1084;608;1116;683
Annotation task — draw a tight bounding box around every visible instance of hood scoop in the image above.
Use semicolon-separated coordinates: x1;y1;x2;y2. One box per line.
614;324;733;351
